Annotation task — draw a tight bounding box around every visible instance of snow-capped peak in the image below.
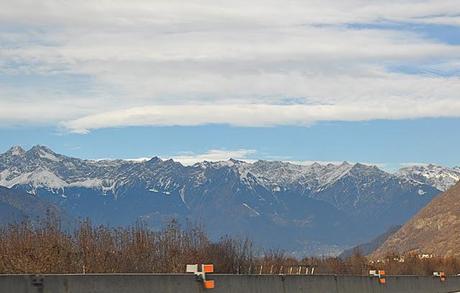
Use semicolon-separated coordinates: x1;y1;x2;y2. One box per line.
1;145;457;200
5;146;26;157
35;148;61;162
398;164;460;191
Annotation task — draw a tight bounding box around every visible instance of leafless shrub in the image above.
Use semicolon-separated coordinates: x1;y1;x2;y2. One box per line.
1;217;459;275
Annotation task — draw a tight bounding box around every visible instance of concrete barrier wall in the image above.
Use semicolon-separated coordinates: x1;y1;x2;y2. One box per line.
1;274;460;293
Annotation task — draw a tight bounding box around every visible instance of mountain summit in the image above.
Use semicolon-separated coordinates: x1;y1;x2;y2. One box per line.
5;146;26;157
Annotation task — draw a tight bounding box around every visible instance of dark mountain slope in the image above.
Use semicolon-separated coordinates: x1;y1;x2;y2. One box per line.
373;181;460;258
339;225;401;258
0;186;65;225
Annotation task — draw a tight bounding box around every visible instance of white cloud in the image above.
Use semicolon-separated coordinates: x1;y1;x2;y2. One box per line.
151;149;387;168
63;98;460;133
399;162;431;167
0;0;459;28
0;0;460;130
287;160;388;169
286;160;347;166
168;149;257;165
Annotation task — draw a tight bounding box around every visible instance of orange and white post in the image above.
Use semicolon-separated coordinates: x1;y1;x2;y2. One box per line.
186;264;215;289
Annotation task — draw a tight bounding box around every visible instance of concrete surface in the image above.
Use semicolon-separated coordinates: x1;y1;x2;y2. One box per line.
0;274;459;293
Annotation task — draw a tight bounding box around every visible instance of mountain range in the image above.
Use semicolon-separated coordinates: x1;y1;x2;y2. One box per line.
0;145;457;256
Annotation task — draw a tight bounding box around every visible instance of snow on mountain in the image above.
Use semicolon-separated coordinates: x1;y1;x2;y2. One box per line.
0;145;449;205
7;146;26;157
0;145;445;210
398;164;460;191
3;145;449;196
0;146;122;193
0;145;449;255
37;149;61;162
228;160;356;192
0;168;67;189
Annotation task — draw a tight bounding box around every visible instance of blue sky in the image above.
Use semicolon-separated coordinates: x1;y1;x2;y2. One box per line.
0;1;459;169
1;118;459;171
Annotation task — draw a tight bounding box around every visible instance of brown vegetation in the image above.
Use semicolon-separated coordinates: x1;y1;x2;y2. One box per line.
1;217;459;275
373;181;460;258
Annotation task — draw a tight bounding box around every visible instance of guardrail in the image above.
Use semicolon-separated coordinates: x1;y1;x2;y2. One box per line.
1;274;460;293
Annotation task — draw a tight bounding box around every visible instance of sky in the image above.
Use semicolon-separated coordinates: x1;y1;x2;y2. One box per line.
0;0;459;169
